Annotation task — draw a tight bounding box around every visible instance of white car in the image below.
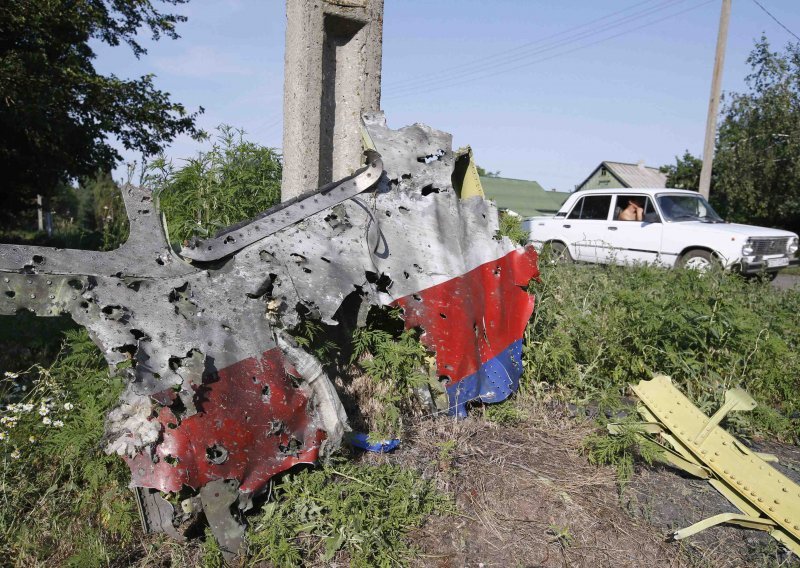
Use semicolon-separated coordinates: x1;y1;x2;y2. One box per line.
522;188;799;275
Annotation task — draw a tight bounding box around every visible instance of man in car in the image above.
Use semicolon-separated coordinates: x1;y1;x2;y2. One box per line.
618;197;644;221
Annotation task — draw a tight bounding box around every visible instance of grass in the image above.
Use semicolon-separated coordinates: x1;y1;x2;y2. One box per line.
0;330;135;566
247;459;449;567
523;259;800;442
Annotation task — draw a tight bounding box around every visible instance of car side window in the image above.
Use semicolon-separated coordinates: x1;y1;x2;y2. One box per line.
643;197;661;223
567;197;585;219
614;195;660;222
568;195;611;220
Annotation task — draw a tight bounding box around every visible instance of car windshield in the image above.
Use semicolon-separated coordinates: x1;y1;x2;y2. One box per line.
656;194;724;223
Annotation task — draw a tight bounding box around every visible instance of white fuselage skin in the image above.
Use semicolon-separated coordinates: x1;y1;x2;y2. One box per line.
523;188;799;273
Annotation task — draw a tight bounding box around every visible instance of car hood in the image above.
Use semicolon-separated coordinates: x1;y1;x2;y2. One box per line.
673;221;797;238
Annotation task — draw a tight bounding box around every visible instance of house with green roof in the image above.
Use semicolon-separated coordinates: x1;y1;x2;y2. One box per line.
479;176;570;217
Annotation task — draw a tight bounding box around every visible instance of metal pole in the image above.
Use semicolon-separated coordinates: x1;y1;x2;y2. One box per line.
699;0;731;199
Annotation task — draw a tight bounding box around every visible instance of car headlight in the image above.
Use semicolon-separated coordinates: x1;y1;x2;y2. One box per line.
741;239;754;256
789;237;799;255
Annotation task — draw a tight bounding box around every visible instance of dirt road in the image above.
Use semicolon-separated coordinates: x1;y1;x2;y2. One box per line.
774;273;800;291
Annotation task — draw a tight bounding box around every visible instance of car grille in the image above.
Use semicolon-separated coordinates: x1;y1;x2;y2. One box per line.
750;237;788;256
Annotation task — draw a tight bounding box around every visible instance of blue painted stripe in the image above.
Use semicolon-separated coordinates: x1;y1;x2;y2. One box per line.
445;339;524;418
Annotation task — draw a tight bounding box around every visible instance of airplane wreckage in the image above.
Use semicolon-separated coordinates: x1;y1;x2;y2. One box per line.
0;114;540;554
3;113;800;558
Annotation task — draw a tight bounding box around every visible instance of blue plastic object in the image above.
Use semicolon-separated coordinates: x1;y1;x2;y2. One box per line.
346;432;401;453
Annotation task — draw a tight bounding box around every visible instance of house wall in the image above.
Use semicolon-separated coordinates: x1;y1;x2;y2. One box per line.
576;166;625;191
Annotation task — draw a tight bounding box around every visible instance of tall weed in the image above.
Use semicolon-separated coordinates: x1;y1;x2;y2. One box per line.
145;125;282;245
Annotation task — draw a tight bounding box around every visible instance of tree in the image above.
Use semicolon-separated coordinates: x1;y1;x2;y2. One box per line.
660;150;704;191
712;37;800;232
476;165;501;178
0;0;203;222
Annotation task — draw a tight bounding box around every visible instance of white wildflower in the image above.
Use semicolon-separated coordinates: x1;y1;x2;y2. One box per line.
21;403;34;412
38;406;49;416
28;435;36;444
4;371;19;379
10;448;21;459
0;432;6;441
0;416;17;427
63;402;74;411
42;416;52;425
53;420;64;428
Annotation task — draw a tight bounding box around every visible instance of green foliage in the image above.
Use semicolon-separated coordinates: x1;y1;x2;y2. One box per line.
350;309;431;438
0;0;202;220
546;524;573;549
660;150;704;191
146;125;282;244
498;211;528;245
713;37;800;232
524;263;800;441
484;400;527;425
293;316;341;363
0;329;134;564
476;165;501;177
660;38;800;232
248;459;448;567
200;527;225;568
583;419;664;486
82;171;130;250
288;305;431;439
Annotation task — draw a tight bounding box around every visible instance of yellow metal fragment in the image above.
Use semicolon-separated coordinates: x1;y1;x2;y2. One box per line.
452;146;485;199
693;387;755;445
672;512;776;540
628;374;800;555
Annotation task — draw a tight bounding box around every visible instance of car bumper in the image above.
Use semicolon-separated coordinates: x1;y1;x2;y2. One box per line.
737;257;799;274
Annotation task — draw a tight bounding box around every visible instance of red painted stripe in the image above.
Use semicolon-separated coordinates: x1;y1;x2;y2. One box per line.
393;246;539;387
126;348;324;494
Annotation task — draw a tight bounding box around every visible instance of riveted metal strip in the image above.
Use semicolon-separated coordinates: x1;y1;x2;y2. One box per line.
180;153;384;262
631;374;800;553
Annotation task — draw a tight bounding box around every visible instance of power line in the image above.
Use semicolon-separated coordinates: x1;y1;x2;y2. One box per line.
385;0;691;95
750;0;800;42
385;0;714;101
382;0;664;90
387;0;694;97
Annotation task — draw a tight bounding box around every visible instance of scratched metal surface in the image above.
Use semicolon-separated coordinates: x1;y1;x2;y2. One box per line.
0;113;538;553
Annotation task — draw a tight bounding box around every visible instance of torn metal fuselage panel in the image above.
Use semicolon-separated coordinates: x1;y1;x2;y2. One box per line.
0;113;539;552
620;375;800;555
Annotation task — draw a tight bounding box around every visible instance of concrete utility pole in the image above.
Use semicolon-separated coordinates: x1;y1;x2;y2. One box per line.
281;0;384;201
699;0;731;200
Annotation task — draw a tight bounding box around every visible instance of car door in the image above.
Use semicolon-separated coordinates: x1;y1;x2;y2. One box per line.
563;195;613;263
603;194;664;265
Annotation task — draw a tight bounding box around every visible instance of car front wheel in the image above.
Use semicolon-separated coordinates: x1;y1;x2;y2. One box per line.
679;249;717;272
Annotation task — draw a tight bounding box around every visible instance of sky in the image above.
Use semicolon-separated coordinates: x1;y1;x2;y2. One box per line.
92;0;800;192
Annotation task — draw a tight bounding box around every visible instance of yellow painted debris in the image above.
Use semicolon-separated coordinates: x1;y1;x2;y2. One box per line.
615;374;800;554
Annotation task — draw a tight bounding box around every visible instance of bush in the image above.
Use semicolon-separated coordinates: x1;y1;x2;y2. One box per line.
524;262;800;441
145;125;282;245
